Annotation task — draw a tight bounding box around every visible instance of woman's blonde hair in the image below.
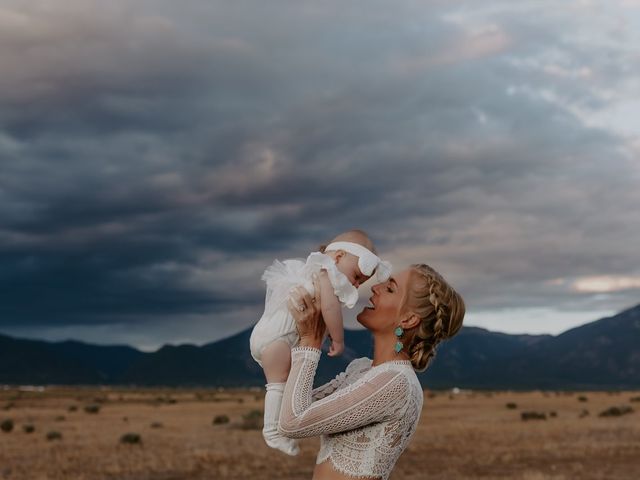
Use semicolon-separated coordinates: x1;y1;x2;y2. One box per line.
404;264;466;372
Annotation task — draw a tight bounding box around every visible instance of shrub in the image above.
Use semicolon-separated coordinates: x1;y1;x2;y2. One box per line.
630;396;640;403
84;404;101;414
67;405;78;412
150;422;163;429
599;405;634;417
46;431;62;441
154;396;177;405
521;411;547;421
579;409;589;418
1;419;14;432
2;402;14;411
54;415;66;422
240;410;263;430
578;395;588;402
23;424;35;434
120;433;142;445
549;411;557;418
213;415;230;425
506;402;518;409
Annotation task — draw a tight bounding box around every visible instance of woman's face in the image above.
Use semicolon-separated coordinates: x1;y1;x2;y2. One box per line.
356;268;413;332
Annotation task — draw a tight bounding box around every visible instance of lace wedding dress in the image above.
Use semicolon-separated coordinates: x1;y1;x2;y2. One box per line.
279;347;424;479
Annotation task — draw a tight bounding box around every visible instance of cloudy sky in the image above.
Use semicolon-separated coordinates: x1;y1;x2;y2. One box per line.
1;0;639;350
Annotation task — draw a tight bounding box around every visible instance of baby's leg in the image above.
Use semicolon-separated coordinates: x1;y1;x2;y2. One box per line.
260;340;299;456
324;318;345;357
261;340;292;383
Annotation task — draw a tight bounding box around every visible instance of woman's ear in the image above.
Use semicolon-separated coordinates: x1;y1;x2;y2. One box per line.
334;250;345;263
401;312;421;330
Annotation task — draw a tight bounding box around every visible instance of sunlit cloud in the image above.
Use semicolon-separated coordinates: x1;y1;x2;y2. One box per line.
572;275;640;293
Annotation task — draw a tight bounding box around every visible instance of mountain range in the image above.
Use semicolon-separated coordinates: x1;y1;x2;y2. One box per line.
1;303;638;389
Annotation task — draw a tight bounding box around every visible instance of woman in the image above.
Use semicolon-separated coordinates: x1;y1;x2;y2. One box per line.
278;263;466;480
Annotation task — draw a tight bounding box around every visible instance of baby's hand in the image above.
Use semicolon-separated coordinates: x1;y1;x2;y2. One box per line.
328;339;345;357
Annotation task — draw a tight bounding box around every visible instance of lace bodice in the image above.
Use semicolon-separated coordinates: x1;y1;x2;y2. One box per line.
279;347;424;479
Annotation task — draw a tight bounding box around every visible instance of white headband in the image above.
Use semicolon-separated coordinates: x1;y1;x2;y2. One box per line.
324;241;392;282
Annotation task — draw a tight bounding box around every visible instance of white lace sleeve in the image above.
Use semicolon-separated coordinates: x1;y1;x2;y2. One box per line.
278;347;409;439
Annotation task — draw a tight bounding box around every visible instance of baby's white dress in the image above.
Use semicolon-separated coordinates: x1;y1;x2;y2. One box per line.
250;252;358;367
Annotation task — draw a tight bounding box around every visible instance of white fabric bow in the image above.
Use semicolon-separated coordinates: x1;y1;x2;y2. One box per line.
324;241;392;282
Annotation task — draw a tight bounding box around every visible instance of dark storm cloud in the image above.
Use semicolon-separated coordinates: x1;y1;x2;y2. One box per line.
1;0;639;347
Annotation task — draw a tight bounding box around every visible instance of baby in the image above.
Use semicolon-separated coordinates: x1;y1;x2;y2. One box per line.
249;229;391;456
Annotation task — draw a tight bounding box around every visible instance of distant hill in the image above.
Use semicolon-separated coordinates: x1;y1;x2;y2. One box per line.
0;336;144;384
1;304;639;389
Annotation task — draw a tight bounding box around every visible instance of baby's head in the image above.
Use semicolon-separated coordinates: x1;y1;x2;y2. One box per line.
320;229;382;288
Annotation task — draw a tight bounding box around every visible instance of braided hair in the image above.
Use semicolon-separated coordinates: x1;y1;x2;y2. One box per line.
404;264;465;372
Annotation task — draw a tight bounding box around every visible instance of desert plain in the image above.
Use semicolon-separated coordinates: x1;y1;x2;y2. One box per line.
1;387;639;480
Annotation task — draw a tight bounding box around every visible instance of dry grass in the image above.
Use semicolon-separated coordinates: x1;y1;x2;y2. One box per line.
1;387;639;479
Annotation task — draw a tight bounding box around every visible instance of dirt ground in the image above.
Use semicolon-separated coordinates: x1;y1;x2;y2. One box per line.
0;387;638;480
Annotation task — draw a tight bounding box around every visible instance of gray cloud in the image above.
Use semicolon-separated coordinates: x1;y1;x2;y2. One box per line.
1;0;639;348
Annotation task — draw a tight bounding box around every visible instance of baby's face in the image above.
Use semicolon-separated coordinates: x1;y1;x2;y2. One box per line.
337;252;371;288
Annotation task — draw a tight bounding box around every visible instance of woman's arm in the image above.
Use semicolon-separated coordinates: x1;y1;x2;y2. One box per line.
278;347;408;438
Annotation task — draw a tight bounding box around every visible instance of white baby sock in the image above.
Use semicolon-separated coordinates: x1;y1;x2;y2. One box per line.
263;382;300;456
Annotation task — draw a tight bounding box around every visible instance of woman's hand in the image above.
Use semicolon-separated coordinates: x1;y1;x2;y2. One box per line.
288;274;326;349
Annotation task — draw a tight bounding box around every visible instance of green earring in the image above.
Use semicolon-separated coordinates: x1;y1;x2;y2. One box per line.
394;327;404;353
